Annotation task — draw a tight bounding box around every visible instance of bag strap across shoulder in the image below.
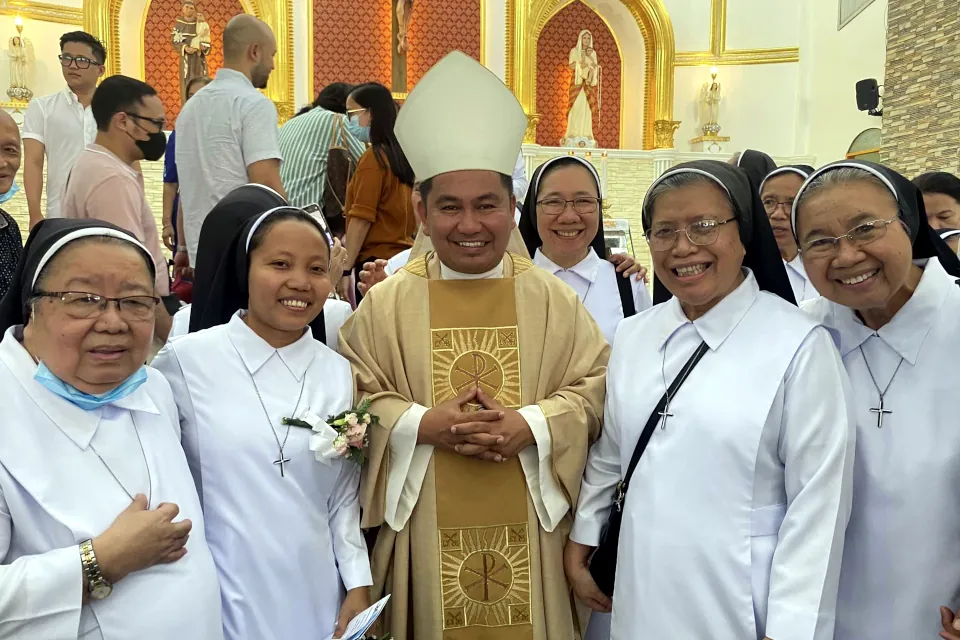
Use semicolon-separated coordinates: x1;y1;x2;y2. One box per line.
613;340;709;511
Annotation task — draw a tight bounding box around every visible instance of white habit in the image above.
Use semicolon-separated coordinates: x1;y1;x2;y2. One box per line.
0;326;223;640
785;255;818;302
803;258;960;639
534;247;652;344
572;271;855;640
151;313;372;640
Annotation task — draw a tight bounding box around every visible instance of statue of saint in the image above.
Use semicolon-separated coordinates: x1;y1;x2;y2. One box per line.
396;0;414;55
8;35;27;90
171;0;211;105
562;30;601;148
699;70;722;136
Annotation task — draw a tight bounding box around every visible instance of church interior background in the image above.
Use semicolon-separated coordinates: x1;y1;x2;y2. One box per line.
0;0;944;272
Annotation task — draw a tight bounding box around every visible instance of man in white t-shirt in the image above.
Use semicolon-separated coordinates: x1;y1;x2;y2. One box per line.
175;14;285;271
22;31;104;227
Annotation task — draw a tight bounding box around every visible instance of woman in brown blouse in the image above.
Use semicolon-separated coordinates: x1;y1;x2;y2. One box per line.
341;82;416;302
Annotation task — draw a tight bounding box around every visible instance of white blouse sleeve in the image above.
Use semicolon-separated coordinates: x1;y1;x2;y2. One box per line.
632;278;653;313
150;343;204;504
0;483;83;639
570;365;624;546
764;327;855;640
327;461;373;591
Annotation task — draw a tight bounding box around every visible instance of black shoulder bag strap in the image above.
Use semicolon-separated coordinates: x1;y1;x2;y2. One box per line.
588;340;709;597
614;272;637;318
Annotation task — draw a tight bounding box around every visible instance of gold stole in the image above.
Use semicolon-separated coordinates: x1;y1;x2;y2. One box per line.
427;273;534;639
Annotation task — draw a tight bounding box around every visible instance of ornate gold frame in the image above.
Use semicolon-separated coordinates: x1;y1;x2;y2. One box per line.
674;0;799;66
0;1;82;25
506;0;676;149
84;0;295;122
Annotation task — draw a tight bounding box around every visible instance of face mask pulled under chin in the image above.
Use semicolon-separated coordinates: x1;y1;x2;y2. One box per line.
0;181;20;205
135;131;167;162
347;115;371;144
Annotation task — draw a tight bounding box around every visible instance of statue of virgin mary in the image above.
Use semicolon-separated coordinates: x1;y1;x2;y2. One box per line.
562;29;600;148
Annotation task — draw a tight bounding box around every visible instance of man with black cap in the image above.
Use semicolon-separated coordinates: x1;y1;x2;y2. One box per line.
339;52;609;639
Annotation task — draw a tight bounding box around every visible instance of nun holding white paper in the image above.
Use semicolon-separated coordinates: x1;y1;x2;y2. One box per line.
151;206;372;640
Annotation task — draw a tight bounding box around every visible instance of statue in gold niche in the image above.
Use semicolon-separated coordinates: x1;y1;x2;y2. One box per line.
562;29;600;148
171;0;211;105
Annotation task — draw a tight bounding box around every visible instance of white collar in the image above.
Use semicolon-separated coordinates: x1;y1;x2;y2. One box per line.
60;86;82;105
439;259;505;280
216;67;253;88
784;254;809;279
654;269;760;352
226;312;316;381
533;247;602;283
818;258;954;364
0;326;159;450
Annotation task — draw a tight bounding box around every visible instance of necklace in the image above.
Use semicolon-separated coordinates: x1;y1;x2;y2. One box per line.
89;413;152;506
658;341;705;430
858;345;905;429
249;372;307;477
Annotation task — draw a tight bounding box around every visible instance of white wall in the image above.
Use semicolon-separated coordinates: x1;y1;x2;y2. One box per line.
797;0;887;163
662;0;709;52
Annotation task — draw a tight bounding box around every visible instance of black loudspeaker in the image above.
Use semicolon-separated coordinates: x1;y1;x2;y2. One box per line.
856;79;880;111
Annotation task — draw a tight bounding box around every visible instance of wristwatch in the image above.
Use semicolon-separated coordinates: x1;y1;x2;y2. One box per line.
79;539;112;600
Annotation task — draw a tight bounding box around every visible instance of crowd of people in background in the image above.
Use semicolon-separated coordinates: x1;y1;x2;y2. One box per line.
1;12;960;640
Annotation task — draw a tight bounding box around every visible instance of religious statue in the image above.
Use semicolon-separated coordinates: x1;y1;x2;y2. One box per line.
562;30;601;148
6;17;32;102
396;0;414;55
171;0;211;105
699;68;722;136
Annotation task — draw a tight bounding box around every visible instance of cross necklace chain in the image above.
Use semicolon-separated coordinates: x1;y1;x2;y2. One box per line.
859;345;905;429
89;413;153;507
249;372;307;477
658;342;702;430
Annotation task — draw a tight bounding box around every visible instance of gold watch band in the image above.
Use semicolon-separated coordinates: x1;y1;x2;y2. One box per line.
79;539;111;598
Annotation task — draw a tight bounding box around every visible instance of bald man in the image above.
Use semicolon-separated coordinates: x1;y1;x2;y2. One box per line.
174;13;285;270
0;110;23;299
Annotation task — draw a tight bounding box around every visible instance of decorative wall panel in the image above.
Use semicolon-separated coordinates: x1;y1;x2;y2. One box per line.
536;1;621;148
144;0;245;123
405;0;481;89
312;0;391;96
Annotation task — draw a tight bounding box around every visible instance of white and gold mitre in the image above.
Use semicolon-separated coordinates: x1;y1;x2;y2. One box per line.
396;51;527;181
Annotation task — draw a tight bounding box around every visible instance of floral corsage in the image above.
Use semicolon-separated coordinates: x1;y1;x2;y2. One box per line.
282;399;378;465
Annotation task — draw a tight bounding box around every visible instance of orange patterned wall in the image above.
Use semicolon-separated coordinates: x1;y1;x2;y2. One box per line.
536;1;621;149
406;0;481;89
144;0;246;124
313;0;392;97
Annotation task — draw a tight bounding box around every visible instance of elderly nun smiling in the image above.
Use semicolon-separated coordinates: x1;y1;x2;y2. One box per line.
567;160;855;640
0;219;222;639
792;160;960;640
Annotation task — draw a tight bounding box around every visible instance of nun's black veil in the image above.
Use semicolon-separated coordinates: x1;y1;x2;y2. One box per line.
0;218;153;333
792;160;960;278
736;149;778;193
643;160;796;306
188;185;328;344
517;156;637;317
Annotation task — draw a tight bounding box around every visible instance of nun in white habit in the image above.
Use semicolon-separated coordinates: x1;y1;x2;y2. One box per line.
151;206;372;640
0;218;222;639
791;160;960;640
566;160;855;640
760;165;818;302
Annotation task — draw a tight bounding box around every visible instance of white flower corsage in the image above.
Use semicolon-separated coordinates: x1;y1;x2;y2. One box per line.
282;399;377;465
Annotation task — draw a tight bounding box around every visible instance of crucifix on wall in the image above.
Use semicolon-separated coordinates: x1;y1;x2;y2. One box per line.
392;0;414;93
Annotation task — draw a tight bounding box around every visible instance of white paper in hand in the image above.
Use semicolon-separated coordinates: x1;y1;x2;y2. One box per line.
327;594;391;640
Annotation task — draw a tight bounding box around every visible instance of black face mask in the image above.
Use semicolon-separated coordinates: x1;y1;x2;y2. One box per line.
135;131;167;162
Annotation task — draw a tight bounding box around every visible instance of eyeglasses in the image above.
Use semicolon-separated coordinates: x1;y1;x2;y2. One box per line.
537;197;600;216
346;108;367;116
762;198;794;214
644;217;736;252
124;112;166;132
59;54;100;70
800;218;903;257
32;291;160;321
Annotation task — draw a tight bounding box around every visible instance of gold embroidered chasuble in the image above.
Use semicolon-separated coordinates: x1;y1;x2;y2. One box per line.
339;252;609;640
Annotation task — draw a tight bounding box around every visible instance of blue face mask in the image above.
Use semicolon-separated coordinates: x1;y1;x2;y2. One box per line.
34;362;148;411
347;115;371;144
0;181;20;205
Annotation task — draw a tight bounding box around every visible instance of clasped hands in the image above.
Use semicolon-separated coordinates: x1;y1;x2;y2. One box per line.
418;386;534;462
